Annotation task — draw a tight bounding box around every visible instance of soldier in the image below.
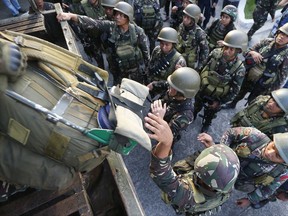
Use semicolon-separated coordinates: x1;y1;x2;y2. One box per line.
133;0;163;53
150;67;200;143
170;0;200;30
0;31;151;200
198;0;218;29
198;127;288;209
145;112;240;215
230;88;288;139
247;0;278;41
206;4;237;50
57;1;150;85
147;27;186;94
223;23;288;108
176;4;209;71
193;30;248;132
101;0;119;20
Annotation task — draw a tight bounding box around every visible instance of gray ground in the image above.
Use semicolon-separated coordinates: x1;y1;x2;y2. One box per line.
1;0;287;215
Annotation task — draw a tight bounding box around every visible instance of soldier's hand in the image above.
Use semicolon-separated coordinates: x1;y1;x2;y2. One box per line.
151;99;166;119
249;51;263;64
0;42;27;79
145;113;172;144
57;12;78;22
197;133;214;148
236;198;251;207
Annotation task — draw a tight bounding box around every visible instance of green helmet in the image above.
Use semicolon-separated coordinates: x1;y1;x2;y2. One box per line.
183;4;201;23
221;5;237;22
274;133;288;164
271;88;288;115
113;2;134;21
278;23;288;36
102;0;119;8
222;30;248;52
157;27;178;43
194;144;240;193
167;67;200;98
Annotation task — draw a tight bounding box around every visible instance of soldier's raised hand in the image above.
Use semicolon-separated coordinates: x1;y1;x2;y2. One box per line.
197;133;215;148
151;99;166;119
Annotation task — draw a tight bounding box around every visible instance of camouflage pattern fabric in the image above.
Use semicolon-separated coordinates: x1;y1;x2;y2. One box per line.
77;16;150;84
176;23;209;71
247;0;278;39
231;95;288;139
148;46;186;82
220;127;288;205
150;144;239;215
234;38;288;104
134;0;163;52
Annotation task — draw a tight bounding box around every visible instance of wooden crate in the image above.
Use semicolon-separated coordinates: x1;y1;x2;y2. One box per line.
0;173;93;216
0;13;45;34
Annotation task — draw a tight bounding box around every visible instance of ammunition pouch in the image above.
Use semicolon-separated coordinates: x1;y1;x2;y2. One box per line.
182;47;197;68
201;70;230;98
116;45;142;70
135;5;157;30
246;63;266;82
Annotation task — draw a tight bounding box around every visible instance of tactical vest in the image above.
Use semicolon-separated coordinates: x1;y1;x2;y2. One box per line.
81;0;105;19
207;19;232;50
110;24;143;70
231;95;288;138
200;49;242;98
176;25;198;68
134;2;157;30
231;136;286;187
162;157;229;216
149;48;182;81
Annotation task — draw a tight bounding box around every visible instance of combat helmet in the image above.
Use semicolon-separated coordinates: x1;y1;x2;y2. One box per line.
102;0;119;8
222;30;248;52
194;144;240;194
274;133;288;164
157;27;178;43
167;67;200;98
221;5;237;22
113;2;134;21
183;4;201;23
278;23;288;36
271;88;288;115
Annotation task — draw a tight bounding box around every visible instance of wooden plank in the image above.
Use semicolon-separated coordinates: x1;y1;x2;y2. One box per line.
54;3;80;54
0;17;43;31
34;190;93;216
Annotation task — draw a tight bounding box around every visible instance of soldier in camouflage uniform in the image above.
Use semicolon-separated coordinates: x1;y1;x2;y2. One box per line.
170;0;200;31
230;88;288;139
193;30;248;132
150;67;200;144
147;27;186;94
133;0;163;53
100;0;119;20
198;127;288;209
57;1;150;85
247;0;278;41
176;4;209;71
224;23;288;108
145;112;240;215
206;5;237;50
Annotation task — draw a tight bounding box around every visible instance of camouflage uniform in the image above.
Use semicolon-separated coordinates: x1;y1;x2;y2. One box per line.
230;38;288;106
77;16;150;85
147;46;186;83
150;144;240;215
176;22;209;71
193;47;246;132
230;95;288;139
134;0;163;52
220;127;288;206
247;0;278;40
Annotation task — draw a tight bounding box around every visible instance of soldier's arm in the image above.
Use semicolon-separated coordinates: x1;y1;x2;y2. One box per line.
220;127;269;147
147;113;196;212
247;171;288;205
197;31;209;71
168;112;193;142
137;26;150;64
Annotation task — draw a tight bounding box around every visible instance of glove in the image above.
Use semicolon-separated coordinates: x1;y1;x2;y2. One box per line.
0;41;27;81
